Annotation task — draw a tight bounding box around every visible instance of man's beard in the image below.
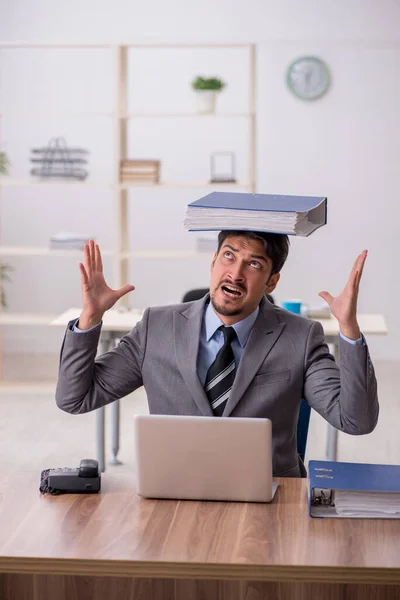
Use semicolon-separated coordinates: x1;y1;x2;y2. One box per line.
210;295;244;317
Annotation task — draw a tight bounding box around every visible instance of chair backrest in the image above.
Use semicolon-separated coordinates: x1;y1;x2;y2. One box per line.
182;288;209;303
297;399;311;462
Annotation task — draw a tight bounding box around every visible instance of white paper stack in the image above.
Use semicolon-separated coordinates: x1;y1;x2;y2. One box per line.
334;490;400;519
309;460;400;519
50;232;94;251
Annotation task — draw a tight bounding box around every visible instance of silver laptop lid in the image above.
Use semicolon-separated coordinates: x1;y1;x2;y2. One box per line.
134;414;275;503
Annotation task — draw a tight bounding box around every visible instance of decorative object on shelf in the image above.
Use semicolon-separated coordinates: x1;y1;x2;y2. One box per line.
210;152;236;183
50;232;94;251
286;56;330;100
0;152;10;176
30;137;89;180
191;76;226;114
0;263;13;309
120;159;160;185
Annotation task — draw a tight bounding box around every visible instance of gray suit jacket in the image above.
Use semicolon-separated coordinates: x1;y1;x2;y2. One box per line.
56;296;379;477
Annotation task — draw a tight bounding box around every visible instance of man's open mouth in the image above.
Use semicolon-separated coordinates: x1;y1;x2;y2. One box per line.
221;284;244;298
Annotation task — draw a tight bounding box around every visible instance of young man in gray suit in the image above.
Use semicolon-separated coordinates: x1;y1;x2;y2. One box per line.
56;232;378;477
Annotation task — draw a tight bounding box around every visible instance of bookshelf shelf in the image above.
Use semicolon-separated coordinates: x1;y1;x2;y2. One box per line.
0;179;113;187
0;112;113;118
0;179;248;189
122;113;254;119
0;43;251;49
0;246;113;257
119;181;249;189
120;249;213;259
1;112;253;119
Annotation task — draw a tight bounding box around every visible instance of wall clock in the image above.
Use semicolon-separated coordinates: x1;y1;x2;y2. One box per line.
286;56;330;100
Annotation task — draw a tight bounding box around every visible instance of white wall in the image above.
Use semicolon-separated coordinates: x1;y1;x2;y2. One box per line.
0;1;399;360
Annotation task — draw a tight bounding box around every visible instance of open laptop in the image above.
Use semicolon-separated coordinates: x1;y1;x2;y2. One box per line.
133;414;278;503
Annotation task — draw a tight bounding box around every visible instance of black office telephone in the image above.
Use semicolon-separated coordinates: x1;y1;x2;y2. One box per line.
39;459;101;495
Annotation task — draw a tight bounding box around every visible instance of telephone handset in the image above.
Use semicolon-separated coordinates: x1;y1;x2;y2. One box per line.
40;459;101;494
78;458;100;478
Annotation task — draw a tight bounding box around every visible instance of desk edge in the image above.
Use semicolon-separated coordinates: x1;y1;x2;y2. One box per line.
0;557;399;584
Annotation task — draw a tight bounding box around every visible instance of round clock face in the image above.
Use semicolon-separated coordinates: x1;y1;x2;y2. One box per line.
287;56;330;100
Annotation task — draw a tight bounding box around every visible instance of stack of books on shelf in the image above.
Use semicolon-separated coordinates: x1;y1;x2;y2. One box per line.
120;159;160;184
50;233;94;251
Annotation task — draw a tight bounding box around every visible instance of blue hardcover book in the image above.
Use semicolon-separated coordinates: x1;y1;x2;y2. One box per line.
309;460;400;519
183;191;327;237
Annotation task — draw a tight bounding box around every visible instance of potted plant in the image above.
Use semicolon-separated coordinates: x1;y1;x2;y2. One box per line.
0;152;10;176
0;152;12;308
191;76;226;114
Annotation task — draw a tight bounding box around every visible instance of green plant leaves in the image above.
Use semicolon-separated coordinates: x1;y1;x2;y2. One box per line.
191;77;226;91
0;152;10;175
0;263;13;308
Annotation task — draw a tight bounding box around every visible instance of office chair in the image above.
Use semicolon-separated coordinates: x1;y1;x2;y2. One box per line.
297;399;311;464
182;288;209;303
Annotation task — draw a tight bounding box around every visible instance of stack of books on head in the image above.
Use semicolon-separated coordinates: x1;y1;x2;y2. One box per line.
50;232;94;251
184;192;327;237
120;159;160;184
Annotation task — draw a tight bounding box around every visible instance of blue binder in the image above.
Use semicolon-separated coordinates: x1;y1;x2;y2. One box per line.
189;191;326;213
309;460;400;519
184;192;327;237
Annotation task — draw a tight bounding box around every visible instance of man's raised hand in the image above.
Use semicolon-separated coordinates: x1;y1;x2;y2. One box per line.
318;250;367;340
78;240;135;330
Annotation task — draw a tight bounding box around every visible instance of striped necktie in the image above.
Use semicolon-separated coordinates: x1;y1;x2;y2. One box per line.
205;325;237;416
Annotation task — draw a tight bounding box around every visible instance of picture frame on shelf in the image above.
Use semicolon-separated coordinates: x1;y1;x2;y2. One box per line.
210;152;236;184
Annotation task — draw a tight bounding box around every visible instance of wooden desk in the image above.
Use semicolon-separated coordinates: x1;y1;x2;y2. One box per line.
0;472;399;600
51;309;388;469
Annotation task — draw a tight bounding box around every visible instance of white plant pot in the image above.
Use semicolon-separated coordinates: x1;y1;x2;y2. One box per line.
195;90;217;114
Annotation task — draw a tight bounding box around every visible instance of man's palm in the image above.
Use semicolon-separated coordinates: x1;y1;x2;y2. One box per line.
319;250;367;327
79;241;135;320
82;270;125;314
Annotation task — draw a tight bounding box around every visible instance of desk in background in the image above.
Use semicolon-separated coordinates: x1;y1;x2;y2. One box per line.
0;472;399;600
51;309;387;471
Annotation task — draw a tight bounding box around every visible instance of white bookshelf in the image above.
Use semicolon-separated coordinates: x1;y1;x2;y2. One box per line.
0;42;257;379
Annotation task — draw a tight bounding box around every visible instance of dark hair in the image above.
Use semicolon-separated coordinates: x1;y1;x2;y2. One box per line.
217;230;290;275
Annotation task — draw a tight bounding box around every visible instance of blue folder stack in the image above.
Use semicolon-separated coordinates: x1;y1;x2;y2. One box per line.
309;460;400;519
184;191;327;237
